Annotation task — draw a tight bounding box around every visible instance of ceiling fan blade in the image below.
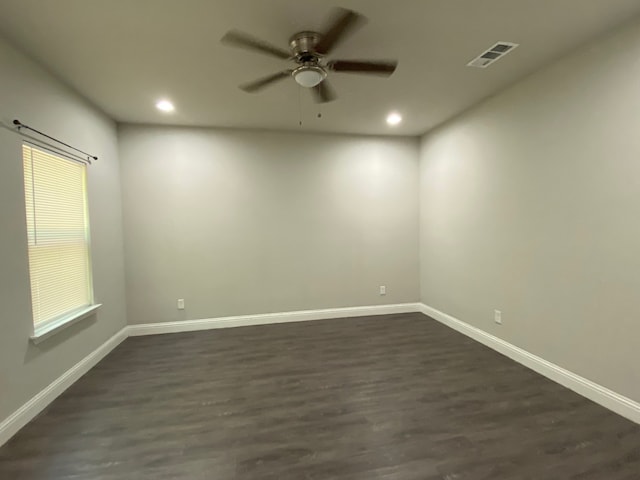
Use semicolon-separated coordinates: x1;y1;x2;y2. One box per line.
221;30;290;60
328;60;398;76
311;80;337;103
240;70;292;93
315;8;366;55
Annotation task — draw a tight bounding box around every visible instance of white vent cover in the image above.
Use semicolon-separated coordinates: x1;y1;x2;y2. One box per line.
467;41;519;68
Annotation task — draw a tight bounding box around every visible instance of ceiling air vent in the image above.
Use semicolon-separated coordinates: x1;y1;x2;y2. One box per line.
467;41;519;68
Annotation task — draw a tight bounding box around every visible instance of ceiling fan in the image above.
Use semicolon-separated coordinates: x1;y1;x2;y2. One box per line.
221;8;398;103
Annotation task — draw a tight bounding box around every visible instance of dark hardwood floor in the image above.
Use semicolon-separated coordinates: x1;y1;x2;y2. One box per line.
1;313;639;479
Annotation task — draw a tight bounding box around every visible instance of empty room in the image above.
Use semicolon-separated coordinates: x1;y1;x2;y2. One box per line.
1;0;640;478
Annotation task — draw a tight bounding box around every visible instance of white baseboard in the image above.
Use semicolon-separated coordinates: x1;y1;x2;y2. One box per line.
127;303;422;336
3;301;638;449
0;327;128;447
419;303;640;425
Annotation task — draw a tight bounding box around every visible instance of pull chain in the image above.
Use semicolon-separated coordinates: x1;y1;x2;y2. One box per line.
298;86;303;127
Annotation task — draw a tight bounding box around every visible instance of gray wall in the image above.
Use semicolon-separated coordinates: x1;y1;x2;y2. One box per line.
119;125;420;325
419;19;640;402
0;37;127;422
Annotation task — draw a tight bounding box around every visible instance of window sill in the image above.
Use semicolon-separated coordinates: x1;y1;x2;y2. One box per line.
30;304;102;344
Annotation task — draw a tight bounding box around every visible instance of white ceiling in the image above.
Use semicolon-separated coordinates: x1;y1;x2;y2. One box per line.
1;0;639;136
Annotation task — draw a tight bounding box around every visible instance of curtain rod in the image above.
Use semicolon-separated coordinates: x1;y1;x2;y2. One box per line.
13;119;98;162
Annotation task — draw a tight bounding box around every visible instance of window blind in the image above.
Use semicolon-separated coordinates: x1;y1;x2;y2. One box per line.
23;145;93;326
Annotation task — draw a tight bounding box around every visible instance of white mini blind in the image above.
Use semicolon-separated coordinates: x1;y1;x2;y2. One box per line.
23;145;93;327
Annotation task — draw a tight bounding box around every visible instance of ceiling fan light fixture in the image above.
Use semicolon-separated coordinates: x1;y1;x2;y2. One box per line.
293;65;327;88
221;8;397;103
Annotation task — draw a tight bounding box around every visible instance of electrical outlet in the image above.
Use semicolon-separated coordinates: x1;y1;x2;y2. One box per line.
494;310;502;325
177;299;185;310
379;285;386;295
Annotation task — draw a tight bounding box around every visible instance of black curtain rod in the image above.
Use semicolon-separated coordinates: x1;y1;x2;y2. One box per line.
13;119;98;161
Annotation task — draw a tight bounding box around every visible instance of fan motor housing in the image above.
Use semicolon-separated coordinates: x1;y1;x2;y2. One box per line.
289;31;321;63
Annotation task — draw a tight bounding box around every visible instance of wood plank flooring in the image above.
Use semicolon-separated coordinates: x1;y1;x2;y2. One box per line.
1;313;639;479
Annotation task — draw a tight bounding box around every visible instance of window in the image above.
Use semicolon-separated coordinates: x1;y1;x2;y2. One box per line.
23;144;97;340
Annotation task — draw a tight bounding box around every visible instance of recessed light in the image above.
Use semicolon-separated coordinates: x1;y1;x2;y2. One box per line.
155;99;175;112
386;112;402;126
